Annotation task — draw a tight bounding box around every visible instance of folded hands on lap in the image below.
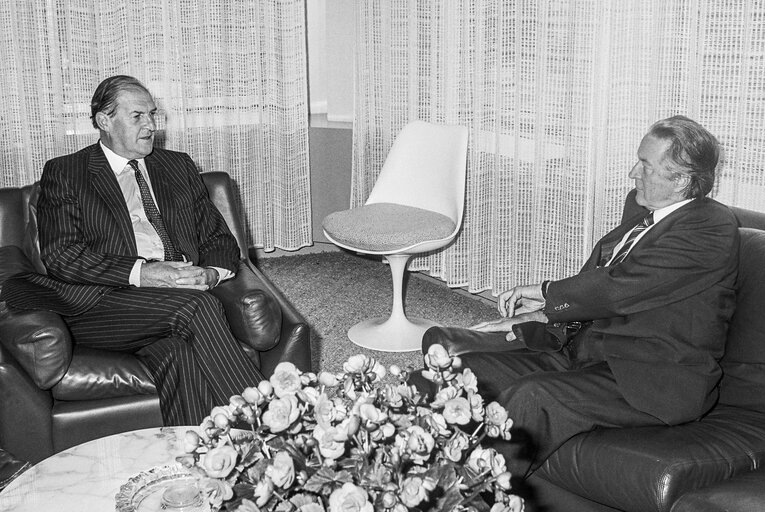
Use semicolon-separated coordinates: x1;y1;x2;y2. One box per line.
470;283;549;341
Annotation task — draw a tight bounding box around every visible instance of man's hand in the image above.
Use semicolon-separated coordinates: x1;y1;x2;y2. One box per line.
471;310;549;341
140;261;219;290
497;283;546;318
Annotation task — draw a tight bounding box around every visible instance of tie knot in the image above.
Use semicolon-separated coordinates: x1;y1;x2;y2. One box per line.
127;159;139;171
643;212;654;227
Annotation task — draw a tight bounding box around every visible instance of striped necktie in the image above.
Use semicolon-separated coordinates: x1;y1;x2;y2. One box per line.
608;212;654;265
128;160;182;261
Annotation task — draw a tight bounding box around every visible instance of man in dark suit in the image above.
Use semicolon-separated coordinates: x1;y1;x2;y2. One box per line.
420;115;739;477
1;75;264;425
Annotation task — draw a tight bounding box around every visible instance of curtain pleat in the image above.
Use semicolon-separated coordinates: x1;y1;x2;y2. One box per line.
0;0;311;251
353;0;765;296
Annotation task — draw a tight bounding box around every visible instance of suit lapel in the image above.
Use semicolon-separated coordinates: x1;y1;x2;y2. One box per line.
87;145;137;254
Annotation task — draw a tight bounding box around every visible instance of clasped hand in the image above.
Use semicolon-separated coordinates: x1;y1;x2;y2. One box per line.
140;261;217;290
470;283;548;341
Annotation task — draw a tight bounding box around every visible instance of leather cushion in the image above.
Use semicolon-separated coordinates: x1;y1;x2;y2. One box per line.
538;405;765;512
51;346;156;401
671;466;765;512
718;228;765;411
323;202;455;252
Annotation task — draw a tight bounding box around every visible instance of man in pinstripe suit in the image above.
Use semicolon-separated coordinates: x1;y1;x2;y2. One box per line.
1;75;264;425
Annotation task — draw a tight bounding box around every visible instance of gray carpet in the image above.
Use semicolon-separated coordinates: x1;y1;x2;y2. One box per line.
256;250;498;373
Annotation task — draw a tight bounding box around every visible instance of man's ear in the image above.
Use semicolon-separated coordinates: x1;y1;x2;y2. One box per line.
94;111;110;131
674;173;691;194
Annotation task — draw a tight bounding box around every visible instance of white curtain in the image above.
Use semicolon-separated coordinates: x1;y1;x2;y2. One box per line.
0;0;311;251
353;0;765;295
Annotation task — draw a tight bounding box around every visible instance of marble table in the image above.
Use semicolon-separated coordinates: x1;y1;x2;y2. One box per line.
0;426;192;511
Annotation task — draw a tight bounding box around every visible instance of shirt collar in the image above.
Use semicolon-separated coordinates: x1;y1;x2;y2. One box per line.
650;198;693;224
99;141;146;175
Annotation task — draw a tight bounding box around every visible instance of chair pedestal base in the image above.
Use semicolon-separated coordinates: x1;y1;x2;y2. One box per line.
348;316;438;352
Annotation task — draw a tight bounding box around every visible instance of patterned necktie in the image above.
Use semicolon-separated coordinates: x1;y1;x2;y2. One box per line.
608;212;654;266
128;159;182;261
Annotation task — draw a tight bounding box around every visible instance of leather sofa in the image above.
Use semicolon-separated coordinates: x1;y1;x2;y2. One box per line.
0;171;311;464
424;190;765;512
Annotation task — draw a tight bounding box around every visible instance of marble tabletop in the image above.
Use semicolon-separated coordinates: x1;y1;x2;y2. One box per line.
0;426;192;511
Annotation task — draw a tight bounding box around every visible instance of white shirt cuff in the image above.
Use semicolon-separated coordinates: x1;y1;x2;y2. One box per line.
129;259;144;287
209;266;233;286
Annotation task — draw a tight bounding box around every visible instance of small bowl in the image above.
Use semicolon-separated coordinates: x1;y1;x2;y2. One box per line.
160;482;204;511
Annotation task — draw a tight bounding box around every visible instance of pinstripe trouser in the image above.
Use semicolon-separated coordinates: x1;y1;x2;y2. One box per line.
64;287;264;426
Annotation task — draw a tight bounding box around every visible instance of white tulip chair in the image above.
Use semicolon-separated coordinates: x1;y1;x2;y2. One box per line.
322;121;469;352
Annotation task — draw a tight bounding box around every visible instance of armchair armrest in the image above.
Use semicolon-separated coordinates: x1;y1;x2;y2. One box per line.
0;304;73;390
0;448;31;491
0;245;72;389
259;311;311;377
0;346;55;463
235;259;312;375
211;258;311;376
211;260;282;352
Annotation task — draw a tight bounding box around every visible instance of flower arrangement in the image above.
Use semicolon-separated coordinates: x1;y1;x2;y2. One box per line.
177;344;525;512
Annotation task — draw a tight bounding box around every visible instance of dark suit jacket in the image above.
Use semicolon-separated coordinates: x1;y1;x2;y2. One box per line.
540;197;739;425
1;143;239;316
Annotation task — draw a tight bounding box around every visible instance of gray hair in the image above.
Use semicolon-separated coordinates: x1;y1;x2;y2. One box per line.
90;75;151;130
648;115;720;198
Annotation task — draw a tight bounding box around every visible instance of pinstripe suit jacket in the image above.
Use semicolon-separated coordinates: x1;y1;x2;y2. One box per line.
1;143;239;316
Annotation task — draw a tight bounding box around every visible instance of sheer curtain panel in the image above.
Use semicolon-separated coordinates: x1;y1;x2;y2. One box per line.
0;0;311;251
353;0;765;295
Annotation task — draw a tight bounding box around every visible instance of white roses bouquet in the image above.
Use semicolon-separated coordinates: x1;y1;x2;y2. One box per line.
177;344;525;512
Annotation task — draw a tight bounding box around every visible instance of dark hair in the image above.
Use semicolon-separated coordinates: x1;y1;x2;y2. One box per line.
647;115;719;198
90;75;150;129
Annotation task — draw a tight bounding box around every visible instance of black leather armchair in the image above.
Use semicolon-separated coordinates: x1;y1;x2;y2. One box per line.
424;191;765;512
0;171;311;464
0;448;29;491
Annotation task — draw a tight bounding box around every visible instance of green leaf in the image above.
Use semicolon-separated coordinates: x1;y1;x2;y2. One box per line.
303;466;353;494
358;462;393;489
433;485;465;512
280;439;309;472
238;440;265;468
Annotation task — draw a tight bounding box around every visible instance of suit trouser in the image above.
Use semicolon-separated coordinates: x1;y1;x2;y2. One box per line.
64;287;264;426
419;327;664;478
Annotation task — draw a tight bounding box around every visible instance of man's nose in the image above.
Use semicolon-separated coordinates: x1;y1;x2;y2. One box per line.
628;162;641;178
144;115;156;131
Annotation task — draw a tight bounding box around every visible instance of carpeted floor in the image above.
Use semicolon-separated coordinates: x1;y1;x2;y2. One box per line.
256;250;498;373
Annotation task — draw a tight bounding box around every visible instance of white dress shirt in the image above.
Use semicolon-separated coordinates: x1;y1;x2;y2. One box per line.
100;142;231;287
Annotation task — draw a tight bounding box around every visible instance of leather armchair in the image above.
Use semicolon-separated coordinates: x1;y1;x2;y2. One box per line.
424;191;765;512
0;172;311;464
0;448;29;491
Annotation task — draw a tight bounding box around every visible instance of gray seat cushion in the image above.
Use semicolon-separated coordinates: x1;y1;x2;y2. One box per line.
323;202;455;252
